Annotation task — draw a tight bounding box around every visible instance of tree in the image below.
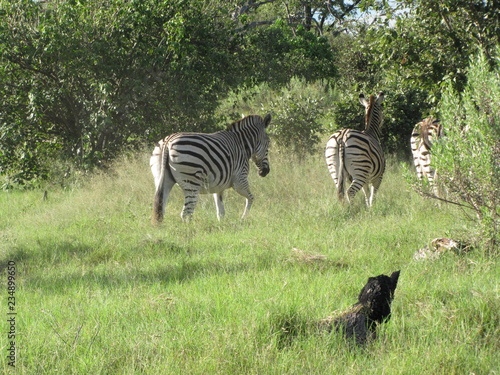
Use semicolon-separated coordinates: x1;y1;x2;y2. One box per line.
232;0;368;36
431;52;500;252
0;0;243;184
366;0;500;97
327;0;500;158
1;0;340;186
241;20;336;86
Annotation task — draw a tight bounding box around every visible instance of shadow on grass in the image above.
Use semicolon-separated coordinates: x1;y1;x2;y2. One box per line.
0;241;95;274
0;236;193;270
263;308;311;349
27;259;252;293
2;237;255;292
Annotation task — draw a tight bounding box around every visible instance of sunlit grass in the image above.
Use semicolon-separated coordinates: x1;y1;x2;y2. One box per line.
0;149;498;374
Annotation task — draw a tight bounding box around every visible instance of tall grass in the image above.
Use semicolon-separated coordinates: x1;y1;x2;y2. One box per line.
0;149;498;374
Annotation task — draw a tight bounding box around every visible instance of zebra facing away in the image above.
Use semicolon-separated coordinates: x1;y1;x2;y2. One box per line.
410;117;442;195
325;92;385;207
150;114;272;224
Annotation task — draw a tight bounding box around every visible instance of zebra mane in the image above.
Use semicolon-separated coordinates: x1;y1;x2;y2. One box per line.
364;93;384;137
226;115;258;131
365;94;376;128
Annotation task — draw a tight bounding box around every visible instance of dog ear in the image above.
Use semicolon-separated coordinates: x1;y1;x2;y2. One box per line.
390;271;400;293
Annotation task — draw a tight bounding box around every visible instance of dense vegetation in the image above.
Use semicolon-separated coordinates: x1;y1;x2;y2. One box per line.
2;0;499;185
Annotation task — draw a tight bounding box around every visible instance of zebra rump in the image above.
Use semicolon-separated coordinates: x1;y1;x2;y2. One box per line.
325;92;385;207
151;114;271;223
410;117;442;191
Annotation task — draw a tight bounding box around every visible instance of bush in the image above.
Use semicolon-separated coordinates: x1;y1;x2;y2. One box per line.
266;79;333;156
0;0;240;183
432;51;500;252
216;78;336;157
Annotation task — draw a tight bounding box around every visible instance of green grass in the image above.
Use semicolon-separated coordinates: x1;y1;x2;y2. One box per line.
0;150;498;374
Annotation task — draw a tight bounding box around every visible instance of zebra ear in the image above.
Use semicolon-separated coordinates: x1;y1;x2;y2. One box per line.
263;113;272;128
376;91;385;103
359;94;369;107
390;270;400;290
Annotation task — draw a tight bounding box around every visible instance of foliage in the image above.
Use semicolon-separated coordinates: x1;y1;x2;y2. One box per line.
379;86;431;157
217;78;336;156
2;0;500;186
327;23;433;157
328;32;379;91
266;94;324;156
232;0;368;36
241;21;336;87
0;0;339;186
365;0;500;98
431;51;500;252
327;1;500;157
0;0;242;183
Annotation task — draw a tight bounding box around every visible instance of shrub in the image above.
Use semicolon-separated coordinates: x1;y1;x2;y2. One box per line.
432;51;500;252
217;78;336;157
265;80;329;156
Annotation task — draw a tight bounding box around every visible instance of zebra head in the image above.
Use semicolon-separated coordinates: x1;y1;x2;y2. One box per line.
252;113;272;177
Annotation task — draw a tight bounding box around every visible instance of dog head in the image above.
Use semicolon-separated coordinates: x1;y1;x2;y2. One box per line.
357;270;400;324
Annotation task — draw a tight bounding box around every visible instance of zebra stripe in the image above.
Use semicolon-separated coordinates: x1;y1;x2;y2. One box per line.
410;117;442;195
325;92;385;207
151;114;272;223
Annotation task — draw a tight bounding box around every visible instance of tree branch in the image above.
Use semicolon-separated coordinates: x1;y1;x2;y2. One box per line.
234;0;280;18
234;19;310;33
419;190;475;211
326;0;363;26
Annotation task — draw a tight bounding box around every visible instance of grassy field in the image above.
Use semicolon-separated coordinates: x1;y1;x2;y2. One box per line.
0;149;498;374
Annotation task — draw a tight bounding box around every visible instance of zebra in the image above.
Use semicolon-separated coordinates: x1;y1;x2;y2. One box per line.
325;92;385;207
410;117;443;195
150;114;272;223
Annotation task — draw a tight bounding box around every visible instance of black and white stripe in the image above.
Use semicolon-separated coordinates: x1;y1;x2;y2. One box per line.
410;117;442;195
151;114;272;223
325;92;385;207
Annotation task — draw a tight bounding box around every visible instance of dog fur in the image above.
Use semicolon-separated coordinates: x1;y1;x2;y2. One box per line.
319;271;400;345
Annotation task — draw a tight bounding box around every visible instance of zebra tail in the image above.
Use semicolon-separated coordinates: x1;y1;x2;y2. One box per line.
337;140;346;202
152;143;171;224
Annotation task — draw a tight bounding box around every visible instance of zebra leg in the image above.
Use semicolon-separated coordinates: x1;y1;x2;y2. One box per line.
427;175;435;195
213;192;225;221
413;157;423;180
432;170;440;197
180;188;200;222
361;185;371;207
346;179;364;204
361;184;378;207
233;182;254;219
241;194;254;219
424;168;439;197
367;176;384;207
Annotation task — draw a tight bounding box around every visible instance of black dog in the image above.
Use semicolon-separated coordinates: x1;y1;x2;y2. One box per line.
319;271;400;345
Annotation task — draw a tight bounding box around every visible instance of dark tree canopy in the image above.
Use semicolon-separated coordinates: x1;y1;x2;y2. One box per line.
1;0;499;186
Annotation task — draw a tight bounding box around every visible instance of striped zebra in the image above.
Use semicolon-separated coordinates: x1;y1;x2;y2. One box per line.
410;117;442;195
150;114;272;223
325;92;385;207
